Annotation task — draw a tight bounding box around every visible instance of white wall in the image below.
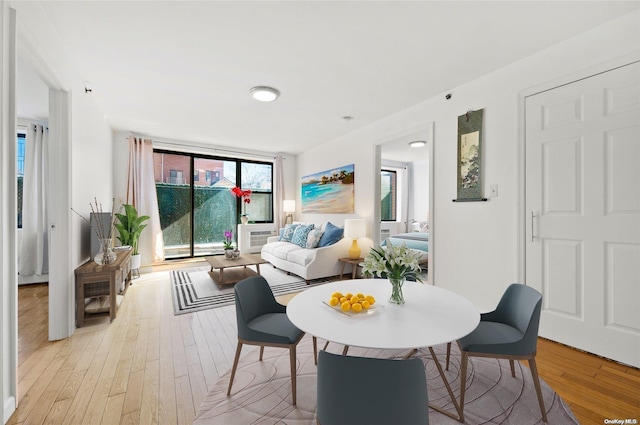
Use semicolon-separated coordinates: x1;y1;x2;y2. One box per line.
70;90;113;261
412;158;429;222
1;2;18;421
298;10;640;310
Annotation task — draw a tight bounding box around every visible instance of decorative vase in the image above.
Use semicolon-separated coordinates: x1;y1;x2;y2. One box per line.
388;277;405;304
224;249;234;259
95;238;116;265
240;215;249;225
232;249;241;259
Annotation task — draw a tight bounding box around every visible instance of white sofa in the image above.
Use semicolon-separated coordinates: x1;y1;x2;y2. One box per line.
261;224;351;282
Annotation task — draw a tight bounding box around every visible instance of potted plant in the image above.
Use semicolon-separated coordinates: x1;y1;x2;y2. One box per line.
223;230;236;259
115;204;150;270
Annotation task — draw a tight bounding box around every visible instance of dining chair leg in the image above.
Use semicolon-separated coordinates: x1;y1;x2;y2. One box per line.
312;336;318;365
445;342;452;370
259;346;265;360
227;341;243;396
289;345;297;405
528;357;548;423
509;359;516;377
459;351;468;423
341;345;350;355
403;348;418;359
323;340;330;350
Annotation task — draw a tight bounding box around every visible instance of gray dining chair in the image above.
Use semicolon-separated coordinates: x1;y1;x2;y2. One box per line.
227;275;317;405
448;283;547;423
316;350;429;425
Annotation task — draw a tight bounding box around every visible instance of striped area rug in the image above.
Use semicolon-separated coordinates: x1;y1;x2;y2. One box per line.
170;264;335;315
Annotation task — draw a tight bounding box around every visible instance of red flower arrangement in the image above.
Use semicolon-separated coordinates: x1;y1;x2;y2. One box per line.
231;187;252;203
231;187;252;215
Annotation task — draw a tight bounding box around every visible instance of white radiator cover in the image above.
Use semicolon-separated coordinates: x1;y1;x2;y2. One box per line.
237;223;277;253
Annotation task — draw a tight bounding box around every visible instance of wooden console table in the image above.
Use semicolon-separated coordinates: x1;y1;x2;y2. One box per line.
75;248;132;327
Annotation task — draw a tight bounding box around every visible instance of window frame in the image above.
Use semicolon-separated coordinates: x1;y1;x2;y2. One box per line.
153;148;274;259
17;128;27;229
380;168;398;222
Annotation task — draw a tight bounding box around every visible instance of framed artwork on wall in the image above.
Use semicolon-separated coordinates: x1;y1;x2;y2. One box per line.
301;164;355;213
455;109;486;202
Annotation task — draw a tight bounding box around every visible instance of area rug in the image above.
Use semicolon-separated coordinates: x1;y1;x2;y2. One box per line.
171;265;334;315
194;336;579;424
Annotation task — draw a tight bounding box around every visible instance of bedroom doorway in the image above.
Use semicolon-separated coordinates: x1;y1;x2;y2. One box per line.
375;123;434;284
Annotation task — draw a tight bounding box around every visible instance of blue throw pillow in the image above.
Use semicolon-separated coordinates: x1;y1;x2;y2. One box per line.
291;224;315;247
281;224;299;242
318;222;344;247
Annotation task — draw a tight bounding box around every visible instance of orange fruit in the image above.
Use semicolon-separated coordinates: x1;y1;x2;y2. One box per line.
361;301;370;309
351;303;362;313
366;295;376;305
331;292;343;299
341;301;351;312
340;297;347;304
329;297;339;306
350;295;360;304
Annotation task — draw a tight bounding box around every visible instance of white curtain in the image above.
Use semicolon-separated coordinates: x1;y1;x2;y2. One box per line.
274;154;285;229
20;124;49;276
126;136;165;264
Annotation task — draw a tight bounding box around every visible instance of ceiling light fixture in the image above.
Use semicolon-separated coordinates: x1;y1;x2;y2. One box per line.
409;140;426;148
250;86;280;102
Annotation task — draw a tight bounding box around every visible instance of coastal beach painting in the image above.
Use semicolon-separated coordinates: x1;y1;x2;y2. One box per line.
301;164;354;213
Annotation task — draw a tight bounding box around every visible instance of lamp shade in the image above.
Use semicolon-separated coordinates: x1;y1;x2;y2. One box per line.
344;219;366;239
283;200;296;213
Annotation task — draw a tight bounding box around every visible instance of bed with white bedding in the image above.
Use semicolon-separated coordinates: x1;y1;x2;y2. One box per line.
382;232;429;264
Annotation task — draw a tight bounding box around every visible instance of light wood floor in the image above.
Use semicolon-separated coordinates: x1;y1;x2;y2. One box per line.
9;269;640;425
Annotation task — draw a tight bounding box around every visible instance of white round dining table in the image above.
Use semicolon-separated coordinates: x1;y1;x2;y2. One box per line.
286;278;480;351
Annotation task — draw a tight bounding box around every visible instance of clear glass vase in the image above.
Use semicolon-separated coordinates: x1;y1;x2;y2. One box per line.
389;277;405;304
94;238;116;265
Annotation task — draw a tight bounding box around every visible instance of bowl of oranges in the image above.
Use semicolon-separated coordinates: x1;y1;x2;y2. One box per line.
323;291;377;315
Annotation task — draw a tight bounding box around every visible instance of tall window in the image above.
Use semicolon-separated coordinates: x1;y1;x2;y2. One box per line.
381;169;397;221
17;131;26;228
153;149;273;259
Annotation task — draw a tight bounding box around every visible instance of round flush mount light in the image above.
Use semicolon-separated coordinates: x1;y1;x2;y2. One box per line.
250;86;280;102
409;140;427;148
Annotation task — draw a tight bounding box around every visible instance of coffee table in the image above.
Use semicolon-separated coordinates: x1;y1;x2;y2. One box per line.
205;253;267;285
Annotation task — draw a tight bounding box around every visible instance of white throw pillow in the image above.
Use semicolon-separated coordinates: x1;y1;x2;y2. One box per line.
306;228;324;249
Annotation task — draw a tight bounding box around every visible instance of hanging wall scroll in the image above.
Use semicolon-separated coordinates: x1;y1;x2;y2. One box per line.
454;109;487;202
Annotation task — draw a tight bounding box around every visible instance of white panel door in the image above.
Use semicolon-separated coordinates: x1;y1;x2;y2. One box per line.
525;62;640;367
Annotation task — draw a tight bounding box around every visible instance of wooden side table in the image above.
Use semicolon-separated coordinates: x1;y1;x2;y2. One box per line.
338;257;364;280
75;248;132;327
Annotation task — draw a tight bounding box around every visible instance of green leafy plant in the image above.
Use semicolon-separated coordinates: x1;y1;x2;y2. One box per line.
115;204;150;255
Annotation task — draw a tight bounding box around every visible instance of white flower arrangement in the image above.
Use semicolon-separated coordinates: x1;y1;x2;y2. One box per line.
361;241;423;282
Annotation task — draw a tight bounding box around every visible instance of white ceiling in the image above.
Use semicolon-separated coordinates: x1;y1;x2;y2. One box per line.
17;1;639;156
